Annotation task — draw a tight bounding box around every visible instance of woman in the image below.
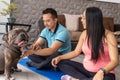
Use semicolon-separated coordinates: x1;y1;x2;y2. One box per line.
52;7;119;80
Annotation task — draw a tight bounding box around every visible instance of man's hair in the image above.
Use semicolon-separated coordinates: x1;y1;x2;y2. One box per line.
42;8;58;18
86;7;105;62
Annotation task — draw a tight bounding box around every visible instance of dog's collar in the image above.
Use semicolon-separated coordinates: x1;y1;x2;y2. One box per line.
2;43;21;55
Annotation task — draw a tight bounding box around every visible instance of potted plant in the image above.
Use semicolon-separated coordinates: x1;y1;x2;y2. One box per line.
0;0;18;23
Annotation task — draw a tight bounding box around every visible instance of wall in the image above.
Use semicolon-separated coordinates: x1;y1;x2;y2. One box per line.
12;0;120;44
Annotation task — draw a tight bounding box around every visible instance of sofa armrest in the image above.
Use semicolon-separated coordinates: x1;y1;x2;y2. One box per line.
58;15;66;27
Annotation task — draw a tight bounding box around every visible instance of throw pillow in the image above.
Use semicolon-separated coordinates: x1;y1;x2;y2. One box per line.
63;13;81;31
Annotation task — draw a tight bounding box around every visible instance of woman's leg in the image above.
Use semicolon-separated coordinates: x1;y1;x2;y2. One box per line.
57;60;95;79
58;60;115;80
103;73;115;80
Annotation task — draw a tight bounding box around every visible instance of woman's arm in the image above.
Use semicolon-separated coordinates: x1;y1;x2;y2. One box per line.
103;30;119;73
93;30;119;80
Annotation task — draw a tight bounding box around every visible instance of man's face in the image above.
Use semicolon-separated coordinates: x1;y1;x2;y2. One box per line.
42;13;57;30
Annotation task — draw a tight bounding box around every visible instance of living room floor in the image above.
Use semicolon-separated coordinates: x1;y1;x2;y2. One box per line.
0;64;48;80
0;55;120;80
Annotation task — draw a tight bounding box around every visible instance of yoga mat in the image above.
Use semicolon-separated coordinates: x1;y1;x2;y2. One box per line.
18;58;64;80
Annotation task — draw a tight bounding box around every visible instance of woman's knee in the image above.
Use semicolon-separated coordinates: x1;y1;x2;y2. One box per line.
104;74;115;80
57;60;69;66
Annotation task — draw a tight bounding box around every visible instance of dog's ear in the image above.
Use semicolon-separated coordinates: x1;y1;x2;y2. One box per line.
2;33;8;41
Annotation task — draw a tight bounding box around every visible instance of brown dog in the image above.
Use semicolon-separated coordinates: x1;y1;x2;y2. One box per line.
0;28;29;80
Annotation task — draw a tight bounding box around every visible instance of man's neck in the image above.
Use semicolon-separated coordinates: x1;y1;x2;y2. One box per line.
50;23;58;33
51;26;56;33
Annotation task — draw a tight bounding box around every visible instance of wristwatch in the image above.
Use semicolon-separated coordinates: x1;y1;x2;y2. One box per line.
99;68;106;74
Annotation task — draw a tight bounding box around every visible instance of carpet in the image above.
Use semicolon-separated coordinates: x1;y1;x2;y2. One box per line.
18;58;64;80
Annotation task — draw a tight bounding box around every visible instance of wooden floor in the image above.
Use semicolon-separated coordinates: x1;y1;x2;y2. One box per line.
0;55;120;80
0;64;48;80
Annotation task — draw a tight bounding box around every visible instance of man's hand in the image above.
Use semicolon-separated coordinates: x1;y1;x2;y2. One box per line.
31;43;41;50
21;50;34;58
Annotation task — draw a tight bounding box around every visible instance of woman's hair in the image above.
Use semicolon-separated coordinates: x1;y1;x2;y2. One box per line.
86;7;105;62
42;8;58;19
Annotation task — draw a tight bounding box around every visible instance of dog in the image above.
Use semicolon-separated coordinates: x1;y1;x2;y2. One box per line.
0;28;29;80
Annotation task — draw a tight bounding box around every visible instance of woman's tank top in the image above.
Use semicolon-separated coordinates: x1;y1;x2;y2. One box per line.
82;37;115;73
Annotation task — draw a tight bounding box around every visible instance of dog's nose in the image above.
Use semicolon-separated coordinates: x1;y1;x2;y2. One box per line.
20;34;26;40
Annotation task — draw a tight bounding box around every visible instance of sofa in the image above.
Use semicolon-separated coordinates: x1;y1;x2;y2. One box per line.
57;14;114;50
37;14;114;50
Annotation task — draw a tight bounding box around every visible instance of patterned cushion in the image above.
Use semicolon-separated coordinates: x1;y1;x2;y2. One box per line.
63;13;81;31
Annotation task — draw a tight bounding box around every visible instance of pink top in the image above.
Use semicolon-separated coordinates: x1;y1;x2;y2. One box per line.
82;37;115;73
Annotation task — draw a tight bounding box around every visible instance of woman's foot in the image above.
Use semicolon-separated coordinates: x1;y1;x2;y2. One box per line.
61;75;72;80
61;75;79;80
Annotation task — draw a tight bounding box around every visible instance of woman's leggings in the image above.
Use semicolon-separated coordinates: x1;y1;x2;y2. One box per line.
57;60;115;80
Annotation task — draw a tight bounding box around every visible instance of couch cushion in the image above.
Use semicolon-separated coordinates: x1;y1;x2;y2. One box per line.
58;15;114;32
63;13;81;31
69;31;81;41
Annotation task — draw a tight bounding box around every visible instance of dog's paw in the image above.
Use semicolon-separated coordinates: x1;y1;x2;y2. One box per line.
14;68;22;72
11;68;22;74
10;77;15;80
5;77;15;80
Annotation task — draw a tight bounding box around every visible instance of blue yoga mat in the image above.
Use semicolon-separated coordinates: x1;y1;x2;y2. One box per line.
19;58;64;80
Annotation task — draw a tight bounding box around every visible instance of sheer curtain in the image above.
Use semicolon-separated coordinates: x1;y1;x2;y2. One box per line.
96;0;120;3
0;0;10;43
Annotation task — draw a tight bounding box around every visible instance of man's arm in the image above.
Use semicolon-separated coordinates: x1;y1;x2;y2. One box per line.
23;40;63;57
35;40;63;56
31;37;45;50
34;37;45;46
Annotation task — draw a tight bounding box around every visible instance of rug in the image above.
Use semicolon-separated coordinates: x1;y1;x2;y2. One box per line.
18;58;64;80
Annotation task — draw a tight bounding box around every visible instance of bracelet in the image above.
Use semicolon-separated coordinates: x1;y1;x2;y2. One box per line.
99;68;106;74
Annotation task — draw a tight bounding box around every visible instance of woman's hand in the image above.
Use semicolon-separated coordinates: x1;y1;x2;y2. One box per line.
93;70;104;80
51;56;61;68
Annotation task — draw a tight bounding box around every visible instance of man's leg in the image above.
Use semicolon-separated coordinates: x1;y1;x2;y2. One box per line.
36;52;61;70
28;54;46;63
27;52;61;70
26;54;46;68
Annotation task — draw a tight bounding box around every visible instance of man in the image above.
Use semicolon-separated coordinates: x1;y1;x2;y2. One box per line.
23;8;71;70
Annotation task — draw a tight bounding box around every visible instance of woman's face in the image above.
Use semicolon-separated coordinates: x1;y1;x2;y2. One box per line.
81;11;86;29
